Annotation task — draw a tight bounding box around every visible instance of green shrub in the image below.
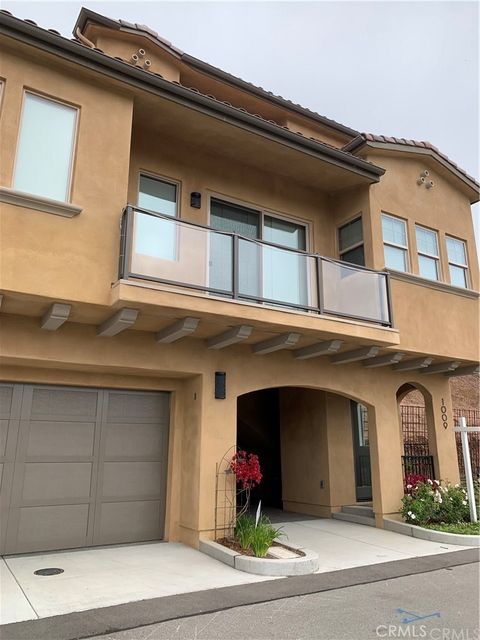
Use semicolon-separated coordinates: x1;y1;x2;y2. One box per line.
234;513;284;557
401;480;470;526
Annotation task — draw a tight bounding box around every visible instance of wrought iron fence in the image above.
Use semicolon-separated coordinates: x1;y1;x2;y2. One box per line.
400;405;429;456
454;408;480;481
401;455;435;480
400;405;480;482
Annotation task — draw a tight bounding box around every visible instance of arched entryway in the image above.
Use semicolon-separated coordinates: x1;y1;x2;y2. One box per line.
236;386;371;517
397;383;435;481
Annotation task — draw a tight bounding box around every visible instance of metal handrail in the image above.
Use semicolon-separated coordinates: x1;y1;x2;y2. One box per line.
120;205;393;326
124;205;389;275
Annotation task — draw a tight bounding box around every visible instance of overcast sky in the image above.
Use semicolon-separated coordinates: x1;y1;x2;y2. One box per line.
3;0;479;241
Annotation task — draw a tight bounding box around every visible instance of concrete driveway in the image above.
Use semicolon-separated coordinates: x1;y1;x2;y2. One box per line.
1;514;473;625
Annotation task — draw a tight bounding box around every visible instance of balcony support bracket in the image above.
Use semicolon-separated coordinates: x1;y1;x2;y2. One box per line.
330;346;380;365
40;303;71;331
445;364;479;377
207;325;253;350
363;352;405;368
422;361;461;375
253;332;301;355
156;317;200;343
97;308;139;337
392;357;433;372
294;339;343;360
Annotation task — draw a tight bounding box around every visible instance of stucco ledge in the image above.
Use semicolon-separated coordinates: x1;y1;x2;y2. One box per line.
0;186;82;218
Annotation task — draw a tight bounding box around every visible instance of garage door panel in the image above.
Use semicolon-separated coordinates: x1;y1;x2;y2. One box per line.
104;423;166;458
15;504;90;553
26;421;95;457
0;419;9;456
30;387;99;421
101;461;164;499
0;386;13;419
95;500;163;545
106;392;170;424
21;462;93;501
2;385;169;555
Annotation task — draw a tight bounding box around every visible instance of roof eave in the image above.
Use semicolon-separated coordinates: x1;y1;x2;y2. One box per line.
182;54;360;139
0;12;384;183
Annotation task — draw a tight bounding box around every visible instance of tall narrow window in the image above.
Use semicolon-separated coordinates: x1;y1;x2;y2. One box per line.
135;174;178;260
381;213;408;271
446;236;469;288
338;217;365;266
415;226;440;281
14;92;77;202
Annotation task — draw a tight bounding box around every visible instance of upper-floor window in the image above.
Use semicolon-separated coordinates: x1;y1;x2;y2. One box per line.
415;225;440;281
381;213;408;272
14;92;77;202
338;217;365;266
138;174;177;217
135;173;178;260
446;236;469;288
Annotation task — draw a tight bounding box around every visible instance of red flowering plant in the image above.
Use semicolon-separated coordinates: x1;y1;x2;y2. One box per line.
230;450;262;490
404;474;439;495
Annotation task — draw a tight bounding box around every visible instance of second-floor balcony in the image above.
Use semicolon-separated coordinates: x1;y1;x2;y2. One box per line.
119;206;393;327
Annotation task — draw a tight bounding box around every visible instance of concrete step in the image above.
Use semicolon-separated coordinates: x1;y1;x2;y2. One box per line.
332;512;376;527
341;504;374;518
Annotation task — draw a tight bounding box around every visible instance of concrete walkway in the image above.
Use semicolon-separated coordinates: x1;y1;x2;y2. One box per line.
1;514;476;626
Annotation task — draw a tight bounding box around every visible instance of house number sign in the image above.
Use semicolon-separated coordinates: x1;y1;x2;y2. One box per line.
441;398;448;429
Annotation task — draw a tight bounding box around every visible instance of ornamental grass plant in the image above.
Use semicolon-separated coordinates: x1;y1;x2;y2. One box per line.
234;513;284;557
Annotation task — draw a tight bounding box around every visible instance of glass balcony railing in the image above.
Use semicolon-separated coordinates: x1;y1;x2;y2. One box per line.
119;206;393;326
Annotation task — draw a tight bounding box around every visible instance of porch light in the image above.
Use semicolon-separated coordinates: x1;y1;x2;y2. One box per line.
215;371;226;399
190;192;201;208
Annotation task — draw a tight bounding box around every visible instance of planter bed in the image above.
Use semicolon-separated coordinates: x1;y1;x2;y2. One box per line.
200;539;319;576
383;516;480;547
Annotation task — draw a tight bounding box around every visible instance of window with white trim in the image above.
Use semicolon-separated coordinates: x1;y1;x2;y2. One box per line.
446;236;469;288
381;213;408;272
135;174;178;260
14;92;77;202
338;217;365;266
415;225;440;281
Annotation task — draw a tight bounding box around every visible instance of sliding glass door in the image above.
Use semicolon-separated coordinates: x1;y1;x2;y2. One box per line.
209;198;308;307
263;215;307;306
210;199;261;296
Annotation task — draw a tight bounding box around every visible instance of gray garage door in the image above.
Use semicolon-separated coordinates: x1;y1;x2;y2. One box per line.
0;384;170;555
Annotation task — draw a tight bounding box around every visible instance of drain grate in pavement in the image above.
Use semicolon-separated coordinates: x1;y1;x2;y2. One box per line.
34;567;64;576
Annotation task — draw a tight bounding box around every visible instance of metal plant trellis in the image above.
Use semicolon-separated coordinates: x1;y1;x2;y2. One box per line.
214;446;255;540
214;446;237;540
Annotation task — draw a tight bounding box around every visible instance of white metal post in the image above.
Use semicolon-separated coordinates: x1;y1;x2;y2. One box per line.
458;416;478;523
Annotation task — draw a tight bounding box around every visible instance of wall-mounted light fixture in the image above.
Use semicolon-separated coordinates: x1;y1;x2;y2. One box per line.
190;192;201;209
215;371;226;399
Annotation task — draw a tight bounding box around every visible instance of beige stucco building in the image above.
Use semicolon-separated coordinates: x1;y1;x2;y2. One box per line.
0;8;478;555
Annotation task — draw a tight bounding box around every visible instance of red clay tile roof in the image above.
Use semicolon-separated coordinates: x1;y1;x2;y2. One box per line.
344;133;479;189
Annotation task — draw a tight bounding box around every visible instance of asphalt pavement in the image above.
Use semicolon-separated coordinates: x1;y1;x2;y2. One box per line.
94;562;479;640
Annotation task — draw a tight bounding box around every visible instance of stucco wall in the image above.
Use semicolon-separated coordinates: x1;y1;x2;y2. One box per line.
0;46;134;305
